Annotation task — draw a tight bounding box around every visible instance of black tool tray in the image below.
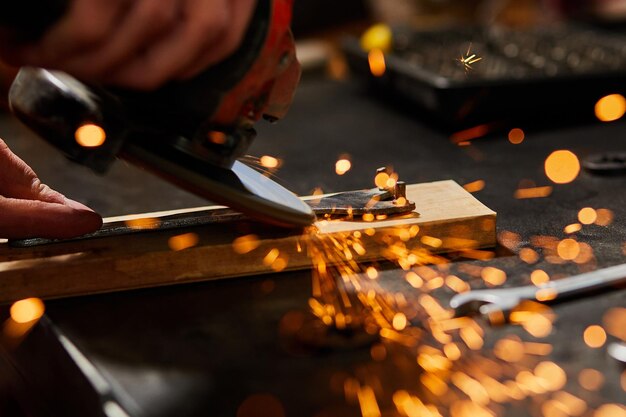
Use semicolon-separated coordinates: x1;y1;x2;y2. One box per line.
343;25;626;128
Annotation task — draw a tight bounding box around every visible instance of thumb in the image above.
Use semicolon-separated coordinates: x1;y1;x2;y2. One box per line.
0;196;102;239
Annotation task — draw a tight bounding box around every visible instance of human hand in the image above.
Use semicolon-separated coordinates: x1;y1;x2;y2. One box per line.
0;0;256;90
0;139;102;239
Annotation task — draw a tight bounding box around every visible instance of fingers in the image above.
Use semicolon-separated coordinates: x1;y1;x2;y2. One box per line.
0;139;63;203
3;0;257;90
58;0;180;80
0;139;102;239
0;197;102;239
177;0;256;80
109;0;256;89
18;0;130;66
108;0;229;89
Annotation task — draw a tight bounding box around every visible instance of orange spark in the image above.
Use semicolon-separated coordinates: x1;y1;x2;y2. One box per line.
564;223;582;234
545;150;580;184
168;233;199;251
578;207;597;225
557;239;580;260
520;248;540;264
583;325;607;348
578;368;605;391
368;48;386;77
481;267;506;286
260;155;281;169
10;298;45;324
463;180;485;193
595;94;626;122
124;217;161;230
232;234;260;254
514;186;553;199
531;270;550;286
508;128;525;144
75;123;106;147
595;209;614;226
450;124;492;144
335;158;352;175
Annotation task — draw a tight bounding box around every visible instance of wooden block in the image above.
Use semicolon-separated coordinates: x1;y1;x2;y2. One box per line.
0;180;496;303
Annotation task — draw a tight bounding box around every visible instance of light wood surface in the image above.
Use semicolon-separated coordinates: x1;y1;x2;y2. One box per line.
0;180;496;303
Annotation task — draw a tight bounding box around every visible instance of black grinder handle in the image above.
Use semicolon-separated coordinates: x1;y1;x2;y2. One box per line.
0;0;68;41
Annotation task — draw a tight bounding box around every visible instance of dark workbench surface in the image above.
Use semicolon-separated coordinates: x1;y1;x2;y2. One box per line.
1;74;625;417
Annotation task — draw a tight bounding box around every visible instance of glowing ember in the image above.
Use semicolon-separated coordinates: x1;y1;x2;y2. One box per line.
75;123;106;147
583;325;607;348
124;217;161;230
595;94;626;122
263;248;280;266
557;239;580;260
534;361;567;391
531;270;550;286
357;385;381;417
421;236;443;248
363;213;375;222
370;344;386;361
458;43;483;71
368;48;386;77
360;23;393;52
494;337;524;362
578;368;605;391
168;233;199;251
481;267;506;286
518;312;553;338
578;207;598;225
450;124;491;143
508;128;525;144
545;150;580;184
260;155;281;169
374;172;389;188
366;266;378;279
335;158;352;175
536;288;558;302
463;180;485;193
603;307;626;340
595;209;614;226
564;223;582;234
10;298;45;323
515;186;553;199
520;248;540;264
392;312;407;330
593;404;626;417
405;272;424;288
232;234;261;254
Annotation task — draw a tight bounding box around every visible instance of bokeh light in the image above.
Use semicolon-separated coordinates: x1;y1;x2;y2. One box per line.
595;94;626;122
10;298;45;324
545;150;580;184
75;123;106;147
508;128;525;144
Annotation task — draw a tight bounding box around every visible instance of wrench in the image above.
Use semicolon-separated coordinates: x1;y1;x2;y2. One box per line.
608;342;626;365
449;263;626;318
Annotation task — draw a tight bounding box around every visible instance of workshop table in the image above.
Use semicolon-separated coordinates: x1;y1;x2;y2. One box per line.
0;74;625;417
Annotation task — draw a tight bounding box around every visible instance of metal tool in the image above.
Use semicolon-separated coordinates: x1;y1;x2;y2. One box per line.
450;263;626;318
608;342;626;365
5;0;316;228
582;152;626;176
